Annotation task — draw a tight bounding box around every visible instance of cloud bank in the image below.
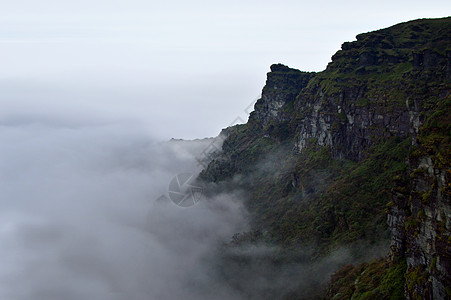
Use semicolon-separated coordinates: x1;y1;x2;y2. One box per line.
0;120;248;300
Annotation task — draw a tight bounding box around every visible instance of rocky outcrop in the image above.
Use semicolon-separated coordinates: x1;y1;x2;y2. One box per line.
292;19;451;298
247;19;451;162
388;153;451;299
293;86;420;160
291;19;450;160
201;17;451;299
249;64;315;140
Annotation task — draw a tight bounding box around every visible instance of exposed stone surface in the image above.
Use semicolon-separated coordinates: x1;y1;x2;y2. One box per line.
388;154;451;299
250;64;315;136
201;17;451;299
248;18;451;298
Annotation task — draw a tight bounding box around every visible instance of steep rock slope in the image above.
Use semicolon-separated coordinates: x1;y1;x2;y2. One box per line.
201;17;450;299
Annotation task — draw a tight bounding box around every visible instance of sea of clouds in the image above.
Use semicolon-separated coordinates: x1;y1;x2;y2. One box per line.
0;119;249;300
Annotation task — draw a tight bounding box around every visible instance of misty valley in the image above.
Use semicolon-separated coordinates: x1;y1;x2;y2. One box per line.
1;16;450;300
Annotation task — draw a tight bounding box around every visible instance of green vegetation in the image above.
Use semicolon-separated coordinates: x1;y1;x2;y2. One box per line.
356;97;369;107
202;133;411;256
405;265;429;299
417;94;451;171
199;17;451;299
328;257;407;299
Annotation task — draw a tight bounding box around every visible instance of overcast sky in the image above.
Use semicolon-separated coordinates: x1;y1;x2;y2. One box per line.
0;2;450;299
1;0;450;139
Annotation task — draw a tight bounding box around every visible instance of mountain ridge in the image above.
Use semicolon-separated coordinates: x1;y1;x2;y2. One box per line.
200;17;450;299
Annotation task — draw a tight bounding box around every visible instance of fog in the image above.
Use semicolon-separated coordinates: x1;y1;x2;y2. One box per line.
1;1;449;298
0;117;391;299
0;121;249;300
2;1;449;139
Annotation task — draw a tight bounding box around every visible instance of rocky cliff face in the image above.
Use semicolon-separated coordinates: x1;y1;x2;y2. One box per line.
249;18;451;162
388;90;450;299
392;154;451;299
251;64;315;133
201;17;451;299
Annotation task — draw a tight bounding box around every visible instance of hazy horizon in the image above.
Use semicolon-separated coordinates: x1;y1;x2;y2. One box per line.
2;1;450;140
1;2;450;299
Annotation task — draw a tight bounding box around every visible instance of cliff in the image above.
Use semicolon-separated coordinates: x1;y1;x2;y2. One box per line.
201;17;450;299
